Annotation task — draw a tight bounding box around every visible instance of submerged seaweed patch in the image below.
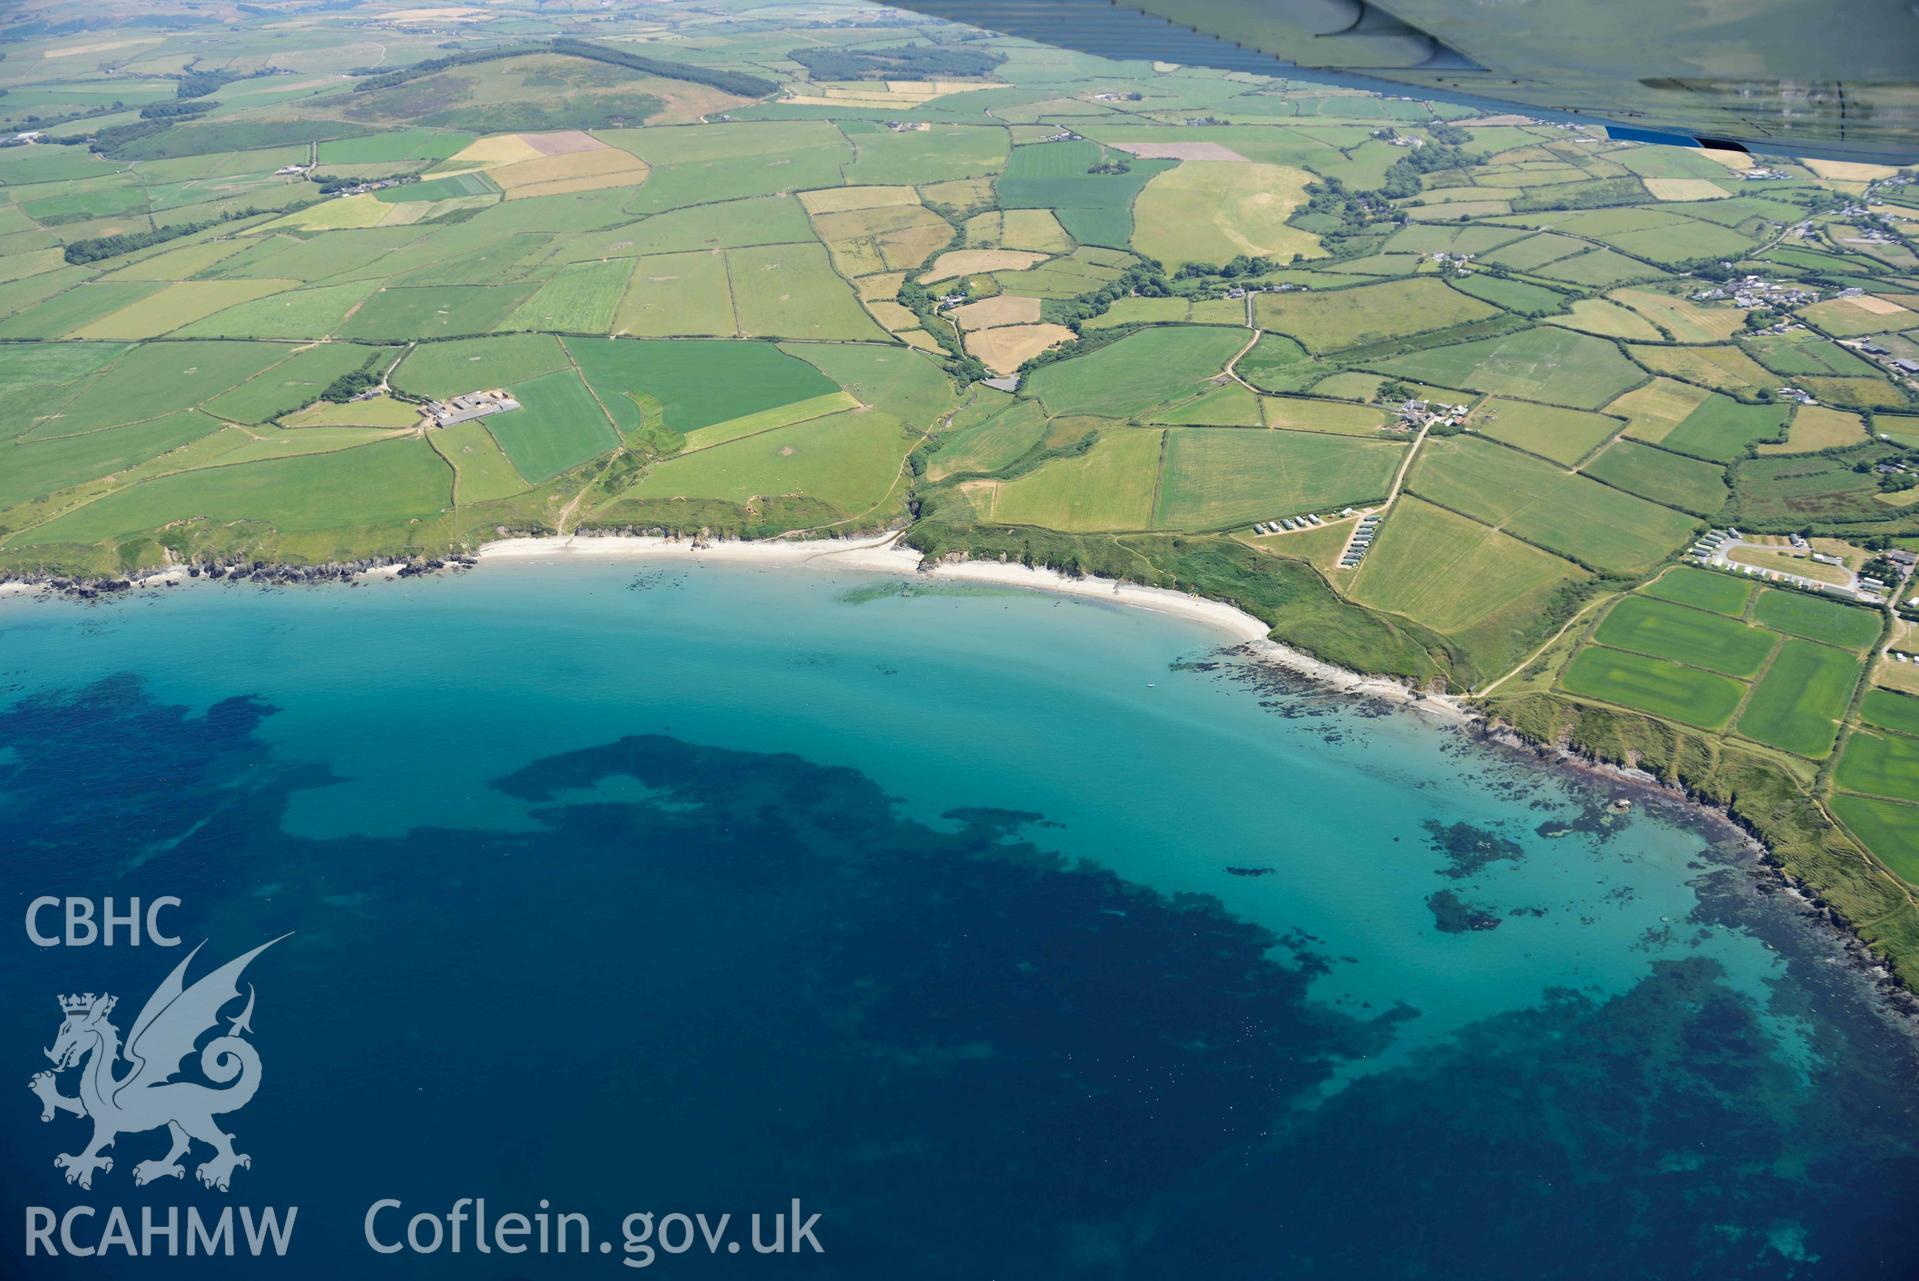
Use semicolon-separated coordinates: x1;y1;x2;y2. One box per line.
1424;818;1527;878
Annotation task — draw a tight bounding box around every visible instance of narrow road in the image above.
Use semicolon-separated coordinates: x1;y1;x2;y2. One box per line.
1381;416;1432;510
1477;594;1608;697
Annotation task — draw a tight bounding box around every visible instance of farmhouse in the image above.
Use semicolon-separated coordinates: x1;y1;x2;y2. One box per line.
425;389;520;428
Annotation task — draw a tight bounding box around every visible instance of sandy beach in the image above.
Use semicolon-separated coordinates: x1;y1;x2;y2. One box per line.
476;532;1475;724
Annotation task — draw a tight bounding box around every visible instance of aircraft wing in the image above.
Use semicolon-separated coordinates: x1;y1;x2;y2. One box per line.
878;0;1919;164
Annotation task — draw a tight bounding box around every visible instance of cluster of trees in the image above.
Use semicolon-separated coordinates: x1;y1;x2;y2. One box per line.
350;38;777;100
1299;176;1394;237
1377;140;1475;200
176;68;248;100
320;368;381;403
787;43;1001;81
1512;176;1651;213
86;118;169;154
1043;263;1173;330
63;219;214;265
896;279;988;384
311;172;416;194
548;38;777;98
139;100;214;121
1173;255;1271;280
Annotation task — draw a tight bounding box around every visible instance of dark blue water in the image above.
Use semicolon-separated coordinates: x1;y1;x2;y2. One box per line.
1;561;1915;1278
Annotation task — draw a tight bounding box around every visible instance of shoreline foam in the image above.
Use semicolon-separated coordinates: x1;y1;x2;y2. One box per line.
474;532;1475;725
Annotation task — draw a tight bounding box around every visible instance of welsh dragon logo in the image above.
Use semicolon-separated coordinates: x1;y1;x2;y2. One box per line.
28;938;284;1192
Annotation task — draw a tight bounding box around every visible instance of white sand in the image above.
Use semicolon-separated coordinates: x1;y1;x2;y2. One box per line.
477;533;1474;723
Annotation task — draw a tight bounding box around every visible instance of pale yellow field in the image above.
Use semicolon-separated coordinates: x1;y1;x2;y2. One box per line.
964;209;1072;254
1843;294;1911;316
920;178;995;211
966;323;1075;375
44;36;160;57
784;80;1004;108
69;280;296;341
799;186;919;214
856;272;906;302
441;134;546;171
100;239;254;283
1759;405;1868;454
865;300;921;332
493;148;649;199
1547;299;1662;340
1132;162;1320;268
284;397;425;429
1805;159;1900;182
257;195;392;233
1697;149;1754;171
1611;288;1744;342
920;250;1048;284
1641;178;1730;201
812;203;952;274
1607;377;1713;444
898;330;944;354
380;6;486;22
949;295;1042;330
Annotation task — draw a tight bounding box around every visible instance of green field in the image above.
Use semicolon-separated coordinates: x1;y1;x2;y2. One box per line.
177;281;381;340
1836;729;1919;802
1447;274;1569;317
497;259;631;334
628;408;912;518
202;345;387;424
728;243;887;341
19;437;451;545
996;140;1171;248
1752;588;1883;650
1409;436;1697;574
1561;645;1747;729
1022;327;1246;418
1376;326;1642;409
1640;566;1754;617
1652;395;1790;461
394;334;572;399
337;285;536;341
1255;278;1498;354
1828;795;1919;884
926;399;1049;481
564;337;840;437
1734;451;1893;525
1470;398;1620;465
615;251;735;338
1153;429;1402;529
0;409;222;511
481;369;619;482
980;428;1162;531
1736;639;1860;757
1236;334;1312;391
20;341;295;440
1580;440;1728;514
1860;689;1919;738
1260;397;1390;435
840;124;1008;185
1152;384;1262;427
1350;495;1587;682
432;419;531;502
1591;595;1776;677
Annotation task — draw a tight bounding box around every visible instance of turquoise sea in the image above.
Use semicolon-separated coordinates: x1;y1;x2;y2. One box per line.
1;559;1915;1278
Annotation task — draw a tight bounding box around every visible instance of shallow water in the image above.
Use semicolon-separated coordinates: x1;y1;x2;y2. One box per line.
2;561;1914;1278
